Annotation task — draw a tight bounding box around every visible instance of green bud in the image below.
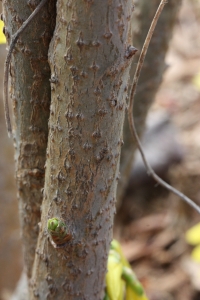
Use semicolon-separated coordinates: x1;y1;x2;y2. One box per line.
47;217;72;245
110;239;121;251
48;218;59;231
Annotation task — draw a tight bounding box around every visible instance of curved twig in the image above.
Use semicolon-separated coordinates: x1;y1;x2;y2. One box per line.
3;0;48;138
128;0;200;214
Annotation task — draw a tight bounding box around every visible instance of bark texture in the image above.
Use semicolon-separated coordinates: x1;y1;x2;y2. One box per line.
3;0;56;277
117;0;182;205
30;0;134;299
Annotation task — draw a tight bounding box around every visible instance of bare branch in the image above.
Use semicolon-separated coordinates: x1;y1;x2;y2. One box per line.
128;0;200;214
3;0;48;138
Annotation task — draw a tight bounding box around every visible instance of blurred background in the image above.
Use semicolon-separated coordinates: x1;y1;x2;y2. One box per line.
1;0;200;299
0;3;22;300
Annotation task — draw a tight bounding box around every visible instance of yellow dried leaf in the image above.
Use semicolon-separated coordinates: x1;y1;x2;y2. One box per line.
191;245;200;262
126;285;149;300
118;278;125;300
106;241;149;300
111;239;130;268
106;250;123;300
193;72;200;90
185;223;200;245
0;20;6;44
126;285;138;300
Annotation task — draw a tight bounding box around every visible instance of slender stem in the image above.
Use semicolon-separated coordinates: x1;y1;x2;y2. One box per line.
3;0;48;138
128;0;200;214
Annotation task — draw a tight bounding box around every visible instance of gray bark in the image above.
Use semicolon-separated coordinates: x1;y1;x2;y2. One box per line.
3;0;56;277
117;0;182;205
30;0;134;299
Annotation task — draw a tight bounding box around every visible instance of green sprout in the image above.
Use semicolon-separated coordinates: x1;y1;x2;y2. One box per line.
104;239;149;300
47;217;71;245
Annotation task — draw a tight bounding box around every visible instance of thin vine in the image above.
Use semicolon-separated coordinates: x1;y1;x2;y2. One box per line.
128;0;200;214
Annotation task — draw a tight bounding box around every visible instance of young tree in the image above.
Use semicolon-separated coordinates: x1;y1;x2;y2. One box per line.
3;0;187;299
3;0;56;279
3;0;135;298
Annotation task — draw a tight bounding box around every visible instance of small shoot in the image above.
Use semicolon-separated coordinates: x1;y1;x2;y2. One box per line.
47;217;72;246
105;240;149;300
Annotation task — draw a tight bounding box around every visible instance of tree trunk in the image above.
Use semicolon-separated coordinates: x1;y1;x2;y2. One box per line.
3;0;183;299
29;0;134;299
3;0;56;277
117;0;182;206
